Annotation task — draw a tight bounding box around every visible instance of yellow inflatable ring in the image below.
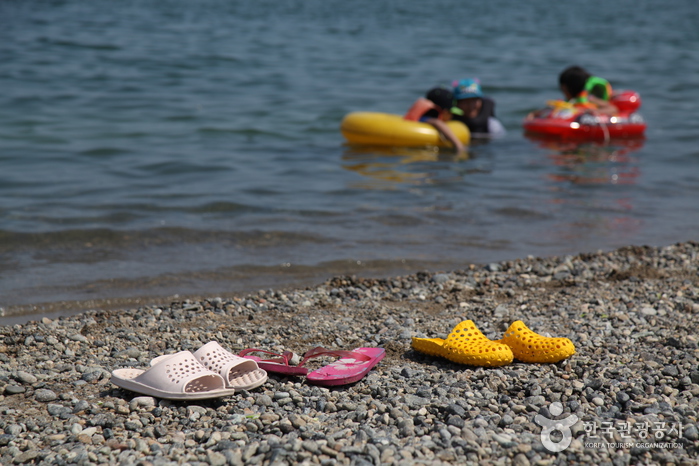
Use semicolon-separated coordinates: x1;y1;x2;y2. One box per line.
340;112;470;147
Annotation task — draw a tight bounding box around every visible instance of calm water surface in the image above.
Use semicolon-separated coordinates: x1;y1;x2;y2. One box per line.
2;0;698;322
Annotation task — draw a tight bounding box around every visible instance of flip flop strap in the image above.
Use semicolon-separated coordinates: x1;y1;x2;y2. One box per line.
238;348;294;366
300;347;372;367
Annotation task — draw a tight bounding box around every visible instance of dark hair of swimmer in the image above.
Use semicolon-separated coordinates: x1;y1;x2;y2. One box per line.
559;66;591;99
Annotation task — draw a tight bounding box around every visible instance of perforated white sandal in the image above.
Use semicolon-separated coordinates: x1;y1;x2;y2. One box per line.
151;342;268;391
111;351;237;400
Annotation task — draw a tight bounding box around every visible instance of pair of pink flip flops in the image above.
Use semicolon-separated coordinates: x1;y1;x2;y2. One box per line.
239;346;385;387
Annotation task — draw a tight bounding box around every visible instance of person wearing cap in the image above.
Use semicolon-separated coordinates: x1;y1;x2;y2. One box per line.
558;66;617;115
404;87;466;154
451;78;505;137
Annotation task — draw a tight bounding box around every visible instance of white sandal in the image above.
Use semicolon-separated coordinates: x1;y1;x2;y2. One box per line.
111;351;236;400
151;341;268;391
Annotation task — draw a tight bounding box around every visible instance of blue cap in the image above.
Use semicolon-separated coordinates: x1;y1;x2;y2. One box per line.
452;78;483;100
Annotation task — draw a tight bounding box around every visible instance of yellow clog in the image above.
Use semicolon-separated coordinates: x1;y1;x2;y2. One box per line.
442;320;514;367
499;320;576;363
411;337;445;357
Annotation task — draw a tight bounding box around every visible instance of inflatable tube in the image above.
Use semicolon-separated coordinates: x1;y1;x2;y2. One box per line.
523;91;646;141
341;112;470;147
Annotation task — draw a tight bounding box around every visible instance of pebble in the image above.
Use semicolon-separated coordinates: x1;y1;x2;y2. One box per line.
129;396;156;410
0;242;698;464
15;371;37;385
4;386;25;395
34;388;58;402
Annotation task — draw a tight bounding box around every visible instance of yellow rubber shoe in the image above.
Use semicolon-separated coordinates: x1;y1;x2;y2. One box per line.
499;320;576;363
443;320;513;367
411;337;445;357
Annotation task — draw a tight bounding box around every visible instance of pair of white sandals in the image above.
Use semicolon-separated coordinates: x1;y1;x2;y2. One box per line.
111;341;268;400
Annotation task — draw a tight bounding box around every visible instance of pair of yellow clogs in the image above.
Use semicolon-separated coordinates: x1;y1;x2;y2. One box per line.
411;320;575;367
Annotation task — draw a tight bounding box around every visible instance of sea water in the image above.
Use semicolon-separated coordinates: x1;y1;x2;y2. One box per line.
1;0;698;321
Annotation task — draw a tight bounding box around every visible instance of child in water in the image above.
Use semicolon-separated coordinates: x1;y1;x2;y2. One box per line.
451;78;505;137
404;87;466;154
558;66;617;115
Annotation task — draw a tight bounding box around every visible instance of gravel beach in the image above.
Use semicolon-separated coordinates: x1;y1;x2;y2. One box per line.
1;242;698;465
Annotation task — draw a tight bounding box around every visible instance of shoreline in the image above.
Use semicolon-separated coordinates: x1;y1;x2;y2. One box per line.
0;242;697;464
0;257;477;327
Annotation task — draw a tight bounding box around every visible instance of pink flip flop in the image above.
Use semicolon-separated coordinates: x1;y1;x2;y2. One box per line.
238;349;309;376
304;347;385;387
